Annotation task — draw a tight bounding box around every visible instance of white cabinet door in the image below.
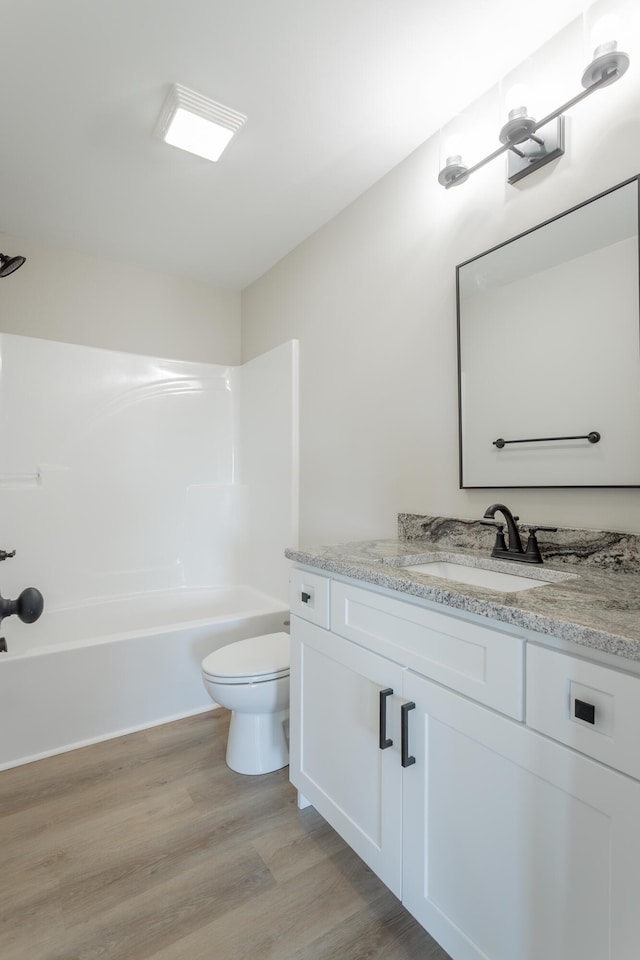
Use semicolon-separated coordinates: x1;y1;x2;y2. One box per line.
290;615;406;896
402;669;640;960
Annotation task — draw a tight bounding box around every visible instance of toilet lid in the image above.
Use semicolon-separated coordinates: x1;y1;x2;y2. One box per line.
201;632;290;684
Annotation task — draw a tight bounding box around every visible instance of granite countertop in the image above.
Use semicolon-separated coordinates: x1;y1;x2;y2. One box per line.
285;514;640;662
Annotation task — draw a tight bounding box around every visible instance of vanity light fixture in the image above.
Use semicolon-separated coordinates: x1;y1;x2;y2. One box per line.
438;38;630;188
155;84;247;163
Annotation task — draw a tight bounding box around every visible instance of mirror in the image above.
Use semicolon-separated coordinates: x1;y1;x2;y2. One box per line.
457;176;640;488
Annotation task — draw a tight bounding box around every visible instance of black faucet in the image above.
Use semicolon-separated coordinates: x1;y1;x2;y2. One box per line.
482;503;523;557
481;503;557;565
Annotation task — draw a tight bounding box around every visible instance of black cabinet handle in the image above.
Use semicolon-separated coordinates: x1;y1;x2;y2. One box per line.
379;688;393;749
301;591;311;604
575;698;596;725
401;701;416;767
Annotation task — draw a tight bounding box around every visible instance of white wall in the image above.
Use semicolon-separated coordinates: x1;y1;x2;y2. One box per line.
0;232;241;364
242;18;640;539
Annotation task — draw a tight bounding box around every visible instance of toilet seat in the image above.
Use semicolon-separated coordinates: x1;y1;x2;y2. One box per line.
201;631;290;685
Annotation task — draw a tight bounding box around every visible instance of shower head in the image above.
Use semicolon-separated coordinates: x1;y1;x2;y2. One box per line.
0;253;26;277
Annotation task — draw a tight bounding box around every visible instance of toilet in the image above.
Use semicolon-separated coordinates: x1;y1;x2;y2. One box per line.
201;632;290;775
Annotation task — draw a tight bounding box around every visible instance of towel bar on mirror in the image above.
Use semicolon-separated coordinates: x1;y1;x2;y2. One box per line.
493;432;601;449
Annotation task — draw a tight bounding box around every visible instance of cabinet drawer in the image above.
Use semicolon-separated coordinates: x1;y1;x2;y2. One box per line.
331;580;524;718
527;644;640;780
289;568;330;628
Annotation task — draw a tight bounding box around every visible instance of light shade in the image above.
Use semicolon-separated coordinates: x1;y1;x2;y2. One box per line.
438;156;469;187
156;84;246;162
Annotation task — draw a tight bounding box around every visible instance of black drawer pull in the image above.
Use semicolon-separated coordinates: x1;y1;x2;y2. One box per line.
401;701;416;767
300;591;311;604
379;688;393;749
575;698;595;725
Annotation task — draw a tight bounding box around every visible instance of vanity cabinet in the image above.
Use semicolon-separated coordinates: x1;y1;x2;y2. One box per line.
289;568;640;960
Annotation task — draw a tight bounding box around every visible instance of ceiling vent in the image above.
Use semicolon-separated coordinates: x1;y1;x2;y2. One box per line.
155;84;246;163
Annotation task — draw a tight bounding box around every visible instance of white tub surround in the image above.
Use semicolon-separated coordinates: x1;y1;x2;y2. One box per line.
0;334;298;768
0;334;298;610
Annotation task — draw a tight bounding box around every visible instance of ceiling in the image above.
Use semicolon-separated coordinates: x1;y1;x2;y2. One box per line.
0;0;589;291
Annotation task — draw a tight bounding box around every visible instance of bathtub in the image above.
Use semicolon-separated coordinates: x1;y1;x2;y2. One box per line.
0;586;289;770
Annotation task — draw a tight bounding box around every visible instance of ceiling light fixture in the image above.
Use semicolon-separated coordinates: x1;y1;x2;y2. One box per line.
438;36;630;188
155;84;247;163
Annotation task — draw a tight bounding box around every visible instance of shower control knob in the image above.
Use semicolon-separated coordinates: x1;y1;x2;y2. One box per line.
16;587;44;623
0;586;44;624
0;549;16;561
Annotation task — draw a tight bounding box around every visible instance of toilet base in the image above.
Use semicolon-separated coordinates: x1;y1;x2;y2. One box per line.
226;708;289;775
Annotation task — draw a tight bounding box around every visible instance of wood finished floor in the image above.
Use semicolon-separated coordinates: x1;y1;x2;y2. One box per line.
0;710;452;960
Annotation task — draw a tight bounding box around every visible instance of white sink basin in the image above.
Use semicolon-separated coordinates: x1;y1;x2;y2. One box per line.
400;560;549;593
